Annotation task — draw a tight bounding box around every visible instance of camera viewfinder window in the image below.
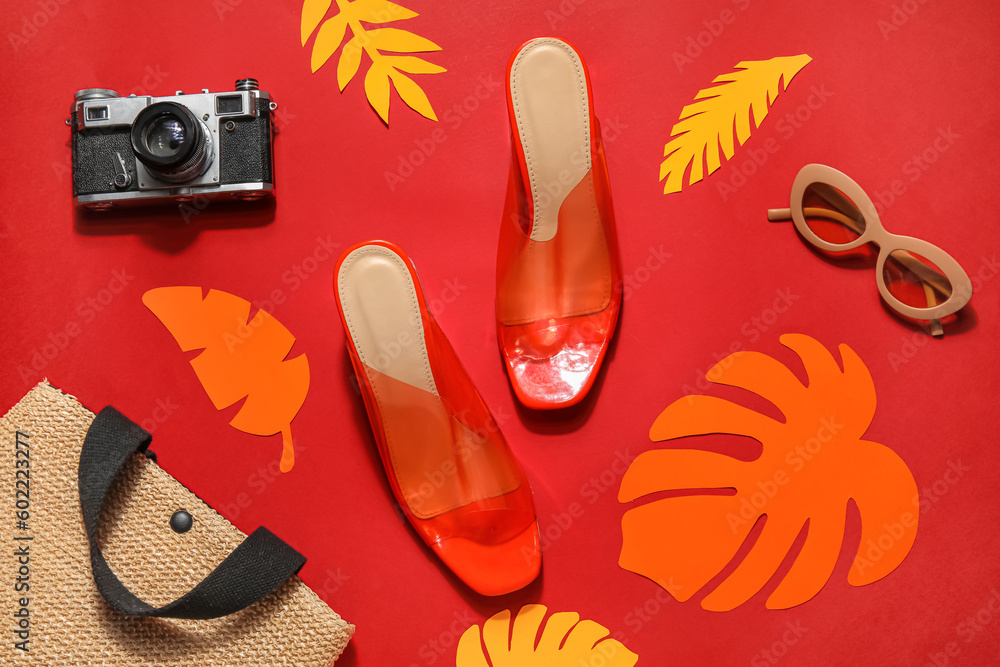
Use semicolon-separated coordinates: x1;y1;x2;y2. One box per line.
216;95;244;115
86;106;108;121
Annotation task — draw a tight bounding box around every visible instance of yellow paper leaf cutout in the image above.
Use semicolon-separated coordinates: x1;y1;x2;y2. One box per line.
361;0;418;22
301;0;333;45
301;0;445;124
364;27;441;52
142;287;310;473
387;55;446;75
365;62;392;122
338;36;364;90
389;70;437;121
456;605;638;666
311;15;348;71
659;54;812;194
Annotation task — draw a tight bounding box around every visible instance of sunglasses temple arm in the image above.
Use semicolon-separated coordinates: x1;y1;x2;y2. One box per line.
801;209;952;313
771;207;947;287
811;182;860;218
769;203;949;329
769;207;861;231
890;249;952;296
922;283;944;337
770;206;867;237
812;208;952;299
806;208;864;235
781;207;949;294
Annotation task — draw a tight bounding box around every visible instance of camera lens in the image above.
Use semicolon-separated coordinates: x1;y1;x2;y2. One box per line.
145;117;187;158
131;102;213;183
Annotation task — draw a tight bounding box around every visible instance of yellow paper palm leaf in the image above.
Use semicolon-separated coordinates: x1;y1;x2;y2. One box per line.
456;605;638;667
659;54;812;194
302;0;445;123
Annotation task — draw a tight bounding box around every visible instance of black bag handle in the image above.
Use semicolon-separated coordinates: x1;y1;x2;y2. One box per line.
79;406;306;620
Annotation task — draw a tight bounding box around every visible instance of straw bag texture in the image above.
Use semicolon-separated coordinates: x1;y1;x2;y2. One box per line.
0;382;353;666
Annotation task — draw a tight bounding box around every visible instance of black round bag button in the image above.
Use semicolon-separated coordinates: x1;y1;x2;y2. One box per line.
170;510;194;534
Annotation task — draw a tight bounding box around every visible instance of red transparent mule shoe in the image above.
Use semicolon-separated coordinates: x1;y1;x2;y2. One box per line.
334;240;541;596
496;37;622;409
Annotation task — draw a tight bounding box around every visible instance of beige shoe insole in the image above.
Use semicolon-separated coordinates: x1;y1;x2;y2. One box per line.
337;245;438;394
508;38;591;243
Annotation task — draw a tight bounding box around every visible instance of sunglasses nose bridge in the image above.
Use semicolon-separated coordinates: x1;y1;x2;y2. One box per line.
857;201;886;236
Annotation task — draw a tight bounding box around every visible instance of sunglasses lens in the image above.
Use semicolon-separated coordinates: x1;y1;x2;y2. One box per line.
801;183;866;245
883;249;953;309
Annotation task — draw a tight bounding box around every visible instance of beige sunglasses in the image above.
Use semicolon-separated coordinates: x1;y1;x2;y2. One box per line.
768;164;972;336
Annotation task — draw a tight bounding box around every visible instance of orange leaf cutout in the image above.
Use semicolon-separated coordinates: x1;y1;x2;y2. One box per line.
142;287;310;472
456;604;638;666
619;333;918;610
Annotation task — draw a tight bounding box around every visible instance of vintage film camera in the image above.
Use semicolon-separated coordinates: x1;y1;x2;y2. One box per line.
69;78;275;210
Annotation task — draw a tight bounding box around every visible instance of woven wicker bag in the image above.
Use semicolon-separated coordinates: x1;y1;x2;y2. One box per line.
0;382;353;666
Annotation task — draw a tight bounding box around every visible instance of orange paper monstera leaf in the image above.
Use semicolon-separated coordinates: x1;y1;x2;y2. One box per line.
619;333;918;611
456;604;638;666
143;287;310;473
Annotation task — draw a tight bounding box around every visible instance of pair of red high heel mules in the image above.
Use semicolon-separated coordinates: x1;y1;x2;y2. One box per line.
333;38;621;596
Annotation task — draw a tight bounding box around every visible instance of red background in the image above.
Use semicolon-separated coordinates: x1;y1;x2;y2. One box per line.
3;0;1000;664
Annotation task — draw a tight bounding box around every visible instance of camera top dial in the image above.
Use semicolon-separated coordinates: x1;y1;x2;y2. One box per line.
74;88;120;101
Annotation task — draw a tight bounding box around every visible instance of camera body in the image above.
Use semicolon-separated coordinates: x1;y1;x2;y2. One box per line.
69;78;275;210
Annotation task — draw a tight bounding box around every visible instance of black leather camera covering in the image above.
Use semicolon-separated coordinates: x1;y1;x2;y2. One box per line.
71;118;139;196
219;107;273;186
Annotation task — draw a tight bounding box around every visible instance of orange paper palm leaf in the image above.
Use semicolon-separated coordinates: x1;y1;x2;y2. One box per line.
143;287;310;472
619;333;918;610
